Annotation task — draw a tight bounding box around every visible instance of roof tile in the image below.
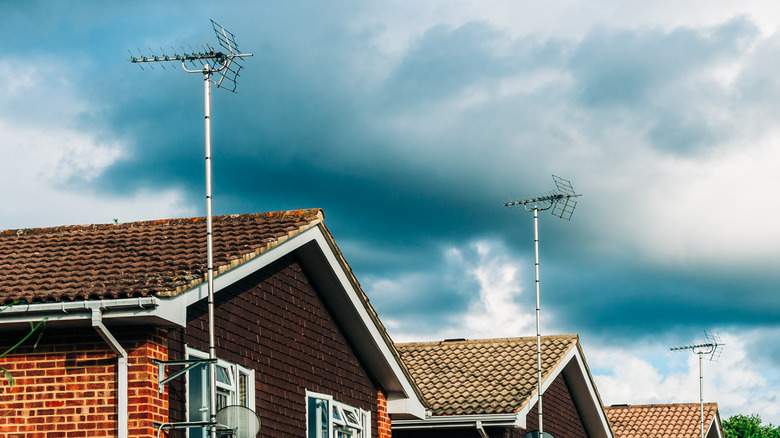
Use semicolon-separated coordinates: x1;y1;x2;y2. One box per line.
0;209;323;304
396;335;578;416
604;403;719;438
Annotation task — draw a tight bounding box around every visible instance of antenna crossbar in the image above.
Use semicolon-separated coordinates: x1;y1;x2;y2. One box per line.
129;20;254;438
504;175;581;219
502;174;582;437
129;20;252;93
669;330;725;438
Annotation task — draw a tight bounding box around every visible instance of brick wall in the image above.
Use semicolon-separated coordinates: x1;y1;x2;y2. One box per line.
168;254;380;437
513;372;588;438
0;324;168;438
377;389;392;438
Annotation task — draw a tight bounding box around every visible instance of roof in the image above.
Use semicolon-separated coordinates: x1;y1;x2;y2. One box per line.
0;208;427;419
0;209;323;304
396;335;579;416
604;403;721;438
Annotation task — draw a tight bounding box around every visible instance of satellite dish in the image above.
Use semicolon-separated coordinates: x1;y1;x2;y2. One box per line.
522;432;555;438
215;405;261;438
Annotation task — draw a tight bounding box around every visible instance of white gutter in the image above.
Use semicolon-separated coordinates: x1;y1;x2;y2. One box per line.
91;308;129;438
0;297;161;325
393;412;521;430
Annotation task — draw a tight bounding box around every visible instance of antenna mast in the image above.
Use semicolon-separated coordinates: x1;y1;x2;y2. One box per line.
670;330;724;438
130;20;252;438
505;175;581;438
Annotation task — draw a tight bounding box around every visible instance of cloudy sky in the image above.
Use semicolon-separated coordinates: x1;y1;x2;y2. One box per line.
2;0;779;425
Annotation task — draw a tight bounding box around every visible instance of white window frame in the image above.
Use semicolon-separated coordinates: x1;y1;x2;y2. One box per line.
186;347;256;437
306;390;371;438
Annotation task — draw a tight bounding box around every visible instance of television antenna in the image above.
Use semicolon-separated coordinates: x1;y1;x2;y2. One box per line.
130;20;252;438
670;330;725;438
504;175;581;438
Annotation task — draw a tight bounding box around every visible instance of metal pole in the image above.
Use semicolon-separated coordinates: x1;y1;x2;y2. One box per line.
204;66;217;438
533;206;543;436
699;352;704;438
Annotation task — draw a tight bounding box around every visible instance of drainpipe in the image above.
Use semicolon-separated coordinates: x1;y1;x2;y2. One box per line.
92;309;129;438
476;421;489;438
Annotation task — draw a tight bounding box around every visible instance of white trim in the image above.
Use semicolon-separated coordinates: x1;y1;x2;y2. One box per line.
393;412;521;429
306;390;371;438
168;226;424;419
185;347;260;438
300;228;425;418
168;227;324;311
0;223;426;420
0;297;164;326
392;342;614;438
567;349;613;438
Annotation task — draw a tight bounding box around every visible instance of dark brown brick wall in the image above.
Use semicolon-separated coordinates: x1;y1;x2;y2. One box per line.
394;372;588;438
168;253;379;437
513;373;588;438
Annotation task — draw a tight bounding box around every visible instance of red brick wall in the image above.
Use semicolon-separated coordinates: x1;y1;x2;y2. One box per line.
0;325;168;438
377;389;392;438
167;254;380;437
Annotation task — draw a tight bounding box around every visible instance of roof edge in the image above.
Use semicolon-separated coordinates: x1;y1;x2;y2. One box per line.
159;209;324;297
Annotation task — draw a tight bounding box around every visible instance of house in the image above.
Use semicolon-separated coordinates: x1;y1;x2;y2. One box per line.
393;335;614;438
0;209;426;437
604;403;723;438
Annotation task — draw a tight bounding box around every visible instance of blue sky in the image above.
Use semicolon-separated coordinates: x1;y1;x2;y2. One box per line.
2;0;779;424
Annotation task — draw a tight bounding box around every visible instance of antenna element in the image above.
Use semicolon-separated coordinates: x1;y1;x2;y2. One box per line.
129;20;252;93
670;330;725;438
504;175;581;219
130;20;253;438
503;175;582;437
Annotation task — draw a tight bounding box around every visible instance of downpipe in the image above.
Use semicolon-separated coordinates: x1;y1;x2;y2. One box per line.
92;309;129;438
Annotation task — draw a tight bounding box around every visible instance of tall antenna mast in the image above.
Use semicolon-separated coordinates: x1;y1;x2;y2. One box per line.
670;330;725;438
130;20;252;438
505;175;581;438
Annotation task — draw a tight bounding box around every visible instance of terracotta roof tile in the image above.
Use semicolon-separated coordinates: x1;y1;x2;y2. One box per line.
604;403;719;438
0;209;323;304
396;335;578;416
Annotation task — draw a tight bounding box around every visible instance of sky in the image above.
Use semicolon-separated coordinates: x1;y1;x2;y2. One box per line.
2;0;779;425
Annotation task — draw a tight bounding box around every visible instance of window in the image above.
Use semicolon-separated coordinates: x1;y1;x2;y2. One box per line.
307;391;370;438
187;348;255;438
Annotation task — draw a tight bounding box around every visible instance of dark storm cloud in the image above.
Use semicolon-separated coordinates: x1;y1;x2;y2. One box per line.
549;260;780;336
11;1;774;348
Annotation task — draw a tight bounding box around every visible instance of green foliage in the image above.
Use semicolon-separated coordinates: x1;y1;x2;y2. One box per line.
0;302;47;387
723;414;780;438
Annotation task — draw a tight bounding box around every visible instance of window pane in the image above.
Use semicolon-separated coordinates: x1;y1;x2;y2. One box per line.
188;356;209;438
343;408;361;428
333;405;345;425
238;372;248;407
308;397;329;438
216;365;232;385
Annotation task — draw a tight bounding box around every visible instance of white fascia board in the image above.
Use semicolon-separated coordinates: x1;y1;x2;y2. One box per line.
515;346;574;422
0;297;162;327
298;227;426;419
162;225;326;322
513;343;613;438
165;225;426;419
562;347;614;438
392;413;521;429
707;413;723;438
